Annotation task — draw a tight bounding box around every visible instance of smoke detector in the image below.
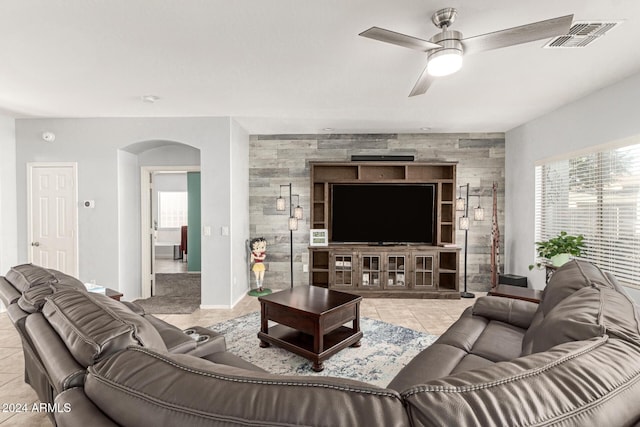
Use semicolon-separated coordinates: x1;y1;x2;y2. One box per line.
41;132;56;142
544;21;622;48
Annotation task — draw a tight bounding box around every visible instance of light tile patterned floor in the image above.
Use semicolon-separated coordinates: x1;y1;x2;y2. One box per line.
0;294;481;425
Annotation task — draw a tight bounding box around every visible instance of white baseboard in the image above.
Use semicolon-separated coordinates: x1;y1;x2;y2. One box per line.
200;289;249;310
230;290;247;307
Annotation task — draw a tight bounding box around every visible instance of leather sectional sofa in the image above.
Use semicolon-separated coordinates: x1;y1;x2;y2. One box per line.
2;260;640;426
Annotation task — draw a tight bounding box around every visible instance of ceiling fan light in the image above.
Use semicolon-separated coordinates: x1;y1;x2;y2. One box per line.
427;49;463;77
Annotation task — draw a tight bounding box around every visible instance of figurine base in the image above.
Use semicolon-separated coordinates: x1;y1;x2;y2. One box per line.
248;288;273;297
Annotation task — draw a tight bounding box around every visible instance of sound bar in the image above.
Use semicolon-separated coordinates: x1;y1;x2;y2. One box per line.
351;155;415;162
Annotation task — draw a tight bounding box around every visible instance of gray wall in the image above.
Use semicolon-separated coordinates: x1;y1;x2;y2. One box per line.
117;150;141;300
15;117;249;307
249;133;505;292
0;115;17;311
506;71;640;301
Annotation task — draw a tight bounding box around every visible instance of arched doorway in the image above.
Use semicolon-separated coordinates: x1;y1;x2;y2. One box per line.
118;140;202;313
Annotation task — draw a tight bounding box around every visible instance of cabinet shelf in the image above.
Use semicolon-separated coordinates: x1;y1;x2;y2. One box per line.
309;246;459;298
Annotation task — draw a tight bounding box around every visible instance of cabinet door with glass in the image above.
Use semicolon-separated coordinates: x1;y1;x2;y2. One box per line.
384;254;408;289
412;253;436;290
331;252;355;289
360;254;382;289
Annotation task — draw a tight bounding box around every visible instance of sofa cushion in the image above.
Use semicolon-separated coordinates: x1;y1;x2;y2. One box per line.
388;306;526;392
450;353;495;375
388;343;485;392
472;296;538;329
86;346;410;427
434;306;488;352
18;285;55;313
18;281;88;314
523;286;605;355
539;259;614;315
523;282;640;355
402;337;640;427
5;263;57;292
42;290;167;366
54;388;119;427
470;320;526;362
46;269;86;290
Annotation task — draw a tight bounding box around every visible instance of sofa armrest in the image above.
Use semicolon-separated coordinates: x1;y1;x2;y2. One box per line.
0;277;21;307
183;325;227;357
55;388;119;427
7;303;29;326
25;313;85;393
143;314;198;354
472;296;539;329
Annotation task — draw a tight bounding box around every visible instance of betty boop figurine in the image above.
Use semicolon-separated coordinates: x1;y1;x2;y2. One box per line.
250;237;267;292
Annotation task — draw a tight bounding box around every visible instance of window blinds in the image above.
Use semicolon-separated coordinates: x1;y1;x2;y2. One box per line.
535;144;640;289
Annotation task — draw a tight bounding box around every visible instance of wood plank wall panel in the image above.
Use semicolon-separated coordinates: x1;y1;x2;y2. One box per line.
249;133;505;292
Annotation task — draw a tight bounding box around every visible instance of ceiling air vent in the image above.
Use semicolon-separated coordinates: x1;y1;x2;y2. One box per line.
544;21;622;48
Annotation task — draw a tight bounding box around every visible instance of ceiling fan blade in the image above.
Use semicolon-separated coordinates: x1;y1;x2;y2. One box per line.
359;27;441;52
409;65;435;97
462;14;573;55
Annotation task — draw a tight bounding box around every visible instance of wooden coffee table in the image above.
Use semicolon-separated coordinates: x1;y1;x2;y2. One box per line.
258;286;363;372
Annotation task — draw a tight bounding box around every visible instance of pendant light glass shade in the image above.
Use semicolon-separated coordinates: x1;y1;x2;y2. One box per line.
294;205;303;219
276;196;286;211
288;217;298;231
455;197;465;211
459;216;469;230
474;206;484;221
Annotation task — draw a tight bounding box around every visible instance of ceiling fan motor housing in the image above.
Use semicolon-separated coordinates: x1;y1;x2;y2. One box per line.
428;30;463;57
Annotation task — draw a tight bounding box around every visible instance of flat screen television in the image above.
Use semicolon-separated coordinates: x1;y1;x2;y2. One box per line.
331;184;436;244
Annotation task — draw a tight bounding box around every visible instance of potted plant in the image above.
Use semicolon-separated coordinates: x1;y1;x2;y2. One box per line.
529;231;585;270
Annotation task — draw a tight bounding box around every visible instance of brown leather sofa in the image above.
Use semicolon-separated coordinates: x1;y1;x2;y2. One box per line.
2;260;640;426
0;264;260;425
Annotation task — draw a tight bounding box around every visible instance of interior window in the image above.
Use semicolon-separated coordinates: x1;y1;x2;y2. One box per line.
158;191;188;228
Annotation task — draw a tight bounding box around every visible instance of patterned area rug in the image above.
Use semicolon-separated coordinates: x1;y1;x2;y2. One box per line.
209;312;438;388
133;273;200;314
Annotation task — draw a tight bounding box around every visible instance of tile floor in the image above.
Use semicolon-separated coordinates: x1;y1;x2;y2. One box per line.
0;294;481;425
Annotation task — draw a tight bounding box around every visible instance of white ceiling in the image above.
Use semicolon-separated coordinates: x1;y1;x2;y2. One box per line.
1;0;640;134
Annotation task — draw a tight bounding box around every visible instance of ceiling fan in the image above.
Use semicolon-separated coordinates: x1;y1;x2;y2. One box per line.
359;8;573;96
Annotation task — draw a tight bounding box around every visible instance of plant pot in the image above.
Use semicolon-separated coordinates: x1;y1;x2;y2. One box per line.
550;253;570;267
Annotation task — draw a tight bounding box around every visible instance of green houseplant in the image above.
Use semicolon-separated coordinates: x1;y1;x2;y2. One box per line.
529;231;585;270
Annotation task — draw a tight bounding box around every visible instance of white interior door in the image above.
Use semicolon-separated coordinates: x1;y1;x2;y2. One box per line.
140;169;155;298
28;163;78;275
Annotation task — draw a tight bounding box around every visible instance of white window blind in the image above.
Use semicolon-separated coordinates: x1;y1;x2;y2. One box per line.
158;191;188;228
535;144;640;289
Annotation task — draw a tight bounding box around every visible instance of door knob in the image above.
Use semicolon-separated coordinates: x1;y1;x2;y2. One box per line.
31;242;40;247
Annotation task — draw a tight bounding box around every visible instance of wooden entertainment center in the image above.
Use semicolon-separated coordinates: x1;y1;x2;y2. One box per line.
308;161;461;299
